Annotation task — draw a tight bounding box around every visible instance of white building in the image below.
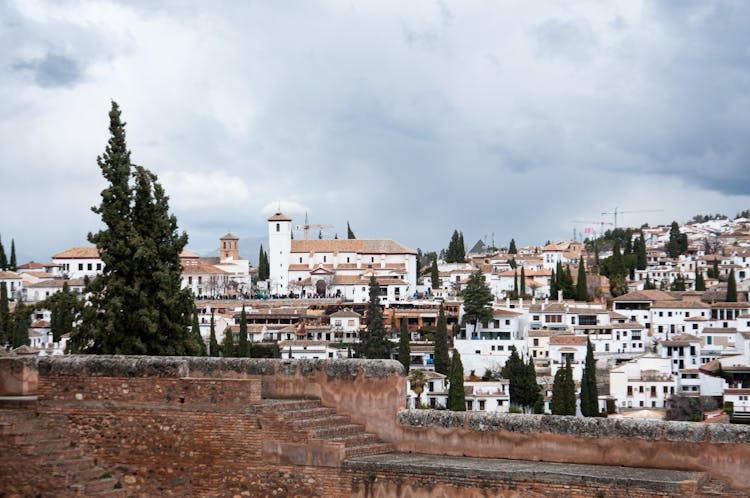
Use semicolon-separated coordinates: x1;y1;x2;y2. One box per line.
267;211;418;301
52;247;104;279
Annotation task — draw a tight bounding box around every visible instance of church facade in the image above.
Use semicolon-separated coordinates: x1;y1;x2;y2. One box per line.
267;212;417;302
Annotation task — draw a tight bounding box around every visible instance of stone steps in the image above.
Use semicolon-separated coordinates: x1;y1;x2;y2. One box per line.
261;398;394;460
0;406;127;496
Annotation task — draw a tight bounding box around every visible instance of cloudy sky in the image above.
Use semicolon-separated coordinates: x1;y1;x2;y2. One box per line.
2;1;749;263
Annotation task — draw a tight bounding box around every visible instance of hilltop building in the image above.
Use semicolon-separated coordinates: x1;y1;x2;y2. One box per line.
267;211;417;301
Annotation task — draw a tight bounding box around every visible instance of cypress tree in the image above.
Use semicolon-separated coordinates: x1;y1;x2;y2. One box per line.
550;269;558;299
433;304;450;375
318;229;323;239
69;102;194;355
520;267;526;297
430;258;440;289
447;350;466;411
560;265;575;300
551;357;576;415
221;326;235;357
643;276;656;290
362;276;391;359
209;313;220;357
524;356;541;410
462;270;493;335
580;338;599;417
9;239;16;271
47;282;79;343
576;256;589;301
512;271;519;299
502;346;525;408
726;269;738;302
191;310;207;356
458;232;466;263
11;301;31;348
509;238;517;254
0;282;9;345
667;222;687;258
0;235;6;270
237;305;249;357
398;318;410;373
670;274;686;291
636;233;647;270
347;222;356;239
258;245;267;281
695;266;706;291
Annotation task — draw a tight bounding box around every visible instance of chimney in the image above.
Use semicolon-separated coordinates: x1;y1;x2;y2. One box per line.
532;296;536;305
506;298;510;308
558;290;563;303
519;298;523;309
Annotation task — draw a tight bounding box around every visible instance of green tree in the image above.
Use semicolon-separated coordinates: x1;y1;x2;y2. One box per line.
237;305;249;357
508;238;517;254
0;235;6;270
580;338;599;417
45;282;79;343
258;245;269;281
433;304;450;375
398;318;410;373
502;346;525;407
446;230;466;263
69;102;195;355
209;313;220;357
520;267;526;297
11;301;31;349
462;270;493;336
430;258;440;289
636;233;647;270
551;357;576;415
447;350;466;411
511;270;519;299
9;239;16;271
0;282;9;345
667;221;687;258
670;274;686;291
550;269;557;299
191;310;207;356
576;256;589;301
726;269;738;302
695;266;706;291
221;326;235;357
643;276;656;290
709;259;720;279
556;263;575;300
347;221;356;239
362;276;391;359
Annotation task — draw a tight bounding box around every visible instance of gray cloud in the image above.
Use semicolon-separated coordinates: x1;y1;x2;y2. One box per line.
14;53;84;88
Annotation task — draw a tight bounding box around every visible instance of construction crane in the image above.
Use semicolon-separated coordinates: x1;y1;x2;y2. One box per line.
294;212;334;240
601;208;664;229
572;219;614;236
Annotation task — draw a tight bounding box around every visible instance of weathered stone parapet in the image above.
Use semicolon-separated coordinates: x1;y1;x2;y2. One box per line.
0;356;38;395
398;409;750;443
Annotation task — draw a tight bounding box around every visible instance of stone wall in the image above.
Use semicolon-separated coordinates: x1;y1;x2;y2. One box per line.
398;409;750;492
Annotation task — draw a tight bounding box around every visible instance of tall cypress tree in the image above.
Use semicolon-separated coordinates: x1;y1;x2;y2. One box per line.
237;305;249;357
192;310;207;356
11;301;31;348
258;245;268;281
433;304;450;375
69;102;195;355
726;269;738;302
0;282;9;345
502;346;525;408
47;282;79;343
695;266;706;291
508;239;517;254
520;267;526;297
580;338;599;417
550;269;557;299
512;270;519;299
576;256;589;302
636;233;647;270
0;235;6;270
551;357;576;415
447;350;466;411
221;326;235;357
347;222;356;239
398;318;410;373
362;276;391;359
9;240;16;271
209;313;220;357
430;258;440;289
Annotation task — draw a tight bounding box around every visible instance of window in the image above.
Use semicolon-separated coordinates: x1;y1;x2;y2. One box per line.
299;257;302;263
276;223;280;232
188;276;192;285
639;386;644;393
479;400;486;411
96;263;102;270
78;264;83;271
323;256;327;263
627;386;633;396
87;263;92;271
579;315;597;326
533;338;539;346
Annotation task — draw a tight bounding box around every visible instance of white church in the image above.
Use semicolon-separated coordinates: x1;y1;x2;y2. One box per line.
267;212;418;302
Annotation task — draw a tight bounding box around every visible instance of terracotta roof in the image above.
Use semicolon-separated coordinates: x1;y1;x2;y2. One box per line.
31;320;50;328
491;308;522;316
542;244;564;251
613;290;676;302
330;309;361;318
181;262;229;274
498;269;552;277
660;334;700;346
702;327;738;333
179;249;199;258
23;272;57;279
220;233;239;240
268;212;293;222
291;239;416;255
52;247;100;259
25;278;85;288
651;300;710;309
0;271;21;279
549;336;588;345
17;262;47;270
709;302;750;309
